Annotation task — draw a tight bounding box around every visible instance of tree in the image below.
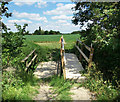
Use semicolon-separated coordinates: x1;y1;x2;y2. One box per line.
56;31;61;35
72;1;120;83
2;23;28;65
71;31;81;34
44;30;49;35
49;30;55;35
39;26;41;31
0;1;12;30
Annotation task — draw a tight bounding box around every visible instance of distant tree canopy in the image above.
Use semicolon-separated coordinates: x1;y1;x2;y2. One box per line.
33;27;61;35
71;31;81;34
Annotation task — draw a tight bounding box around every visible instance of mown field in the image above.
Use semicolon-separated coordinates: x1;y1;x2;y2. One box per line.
25;34;80;50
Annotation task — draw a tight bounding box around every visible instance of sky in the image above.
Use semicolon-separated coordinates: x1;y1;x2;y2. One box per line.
2;0;88;33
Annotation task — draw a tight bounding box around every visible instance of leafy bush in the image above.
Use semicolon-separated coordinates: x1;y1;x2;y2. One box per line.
81;63;120;101
2;71;39;101
2;23;28;67
72;2;120;85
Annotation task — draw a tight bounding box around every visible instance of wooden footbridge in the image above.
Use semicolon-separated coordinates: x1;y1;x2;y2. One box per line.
59;35;94;81
21;36;94;81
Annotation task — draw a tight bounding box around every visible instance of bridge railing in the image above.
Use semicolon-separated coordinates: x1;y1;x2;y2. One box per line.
75;39;94;68
21;49;38;72
59;35;66;80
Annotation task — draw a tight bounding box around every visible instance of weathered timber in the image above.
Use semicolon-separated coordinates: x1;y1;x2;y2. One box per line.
65;53;85;81
76;40;94;68
60;35;66;80
26;54;37;68
88;48;94;68
77;39;91;51
21;49;36;62
75;45;89;63
21;49;37;72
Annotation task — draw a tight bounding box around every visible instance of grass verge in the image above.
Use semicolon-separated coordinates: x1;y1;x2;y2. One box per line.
40;75;75;101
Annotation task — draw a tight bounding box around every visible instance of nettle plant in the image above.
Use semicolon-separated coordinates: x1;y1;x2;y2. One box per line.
2;23;29;66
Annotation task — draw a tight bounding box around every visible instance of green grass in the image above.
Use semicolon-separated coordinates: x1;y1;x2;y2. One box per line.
40;75;75;100
25;34;80;42
2;71;40;101
25;34;80;50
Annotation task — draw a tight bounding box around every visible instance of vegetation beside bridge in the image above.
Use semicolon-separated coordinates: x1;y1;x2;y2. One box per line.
1;1;120;101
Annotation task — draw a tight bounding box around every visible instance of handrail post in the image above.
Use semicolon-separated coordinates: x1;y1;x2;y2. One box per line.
59;35;66;80
88;43;94;68
80;45;83;62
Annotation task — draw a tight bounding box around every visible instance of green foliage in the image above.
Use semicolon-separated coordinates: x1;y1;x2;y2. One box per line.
2;23;29;66
71;31;81;34
0;1;12;30
24;34;80;52
44;30;49;35
2;71;39;101
33;26;61;35
72;2;120;85
81;63;120;101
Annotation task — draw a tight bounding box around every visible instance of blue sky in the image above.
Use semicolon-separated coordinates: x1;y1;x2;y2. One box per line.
3;0;87;33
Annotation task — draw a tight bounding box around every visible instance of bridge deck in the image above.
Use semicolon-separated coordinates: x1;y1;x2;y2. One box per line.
65;53;86;81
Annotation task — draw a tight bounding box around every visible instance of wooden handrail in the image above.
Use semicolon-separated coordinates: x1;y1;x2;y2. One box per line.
26;54;37;68
77;39;91;51
21;49;36;62
21;49;37;72
76;39;94;68
75;45;89;63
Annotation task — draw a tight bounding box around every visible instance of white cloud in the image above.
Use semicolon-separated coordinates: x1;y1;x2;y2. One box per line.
5;19;81;33
44;3;75;15
35;0;47;8
13;11;48;22
57;20;68;23
51;15;72;20
8;19;32;24
14;2;34;6
41;22;80;33
13;0;47;7
56;3;64;7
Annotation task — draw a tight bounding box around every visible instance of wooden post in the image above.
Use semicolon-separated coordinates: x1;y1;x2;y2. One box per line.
59;35;66;80
80;45;83;61
88;44;94;68
57;60;59;76
62;51;66;80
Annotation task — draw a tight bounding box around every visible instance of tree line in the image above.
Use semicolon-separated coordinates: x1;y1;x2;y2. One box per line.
33;26;61;35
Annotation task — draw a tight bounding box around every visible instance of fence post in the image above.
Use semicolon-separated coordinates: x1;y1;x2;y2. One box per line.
88;43;94;68
60;35;66;80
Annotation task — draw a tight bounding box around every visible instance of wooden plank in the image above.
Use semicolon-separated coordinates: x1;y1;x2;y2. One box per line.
21;49;36;62
77;39;91;51
75;45;89;63
26;54;37;68
65;53;85;81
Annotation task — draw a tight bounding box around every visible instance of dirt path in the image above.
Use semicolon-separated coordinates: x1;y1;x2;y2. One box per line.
33;61;58;78
70;85;96;101
33;61;96;101
33;83;57;101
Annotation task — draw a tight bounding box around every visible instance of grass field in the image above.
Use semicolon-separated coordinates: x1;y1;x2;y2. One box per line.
25;34;80;50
